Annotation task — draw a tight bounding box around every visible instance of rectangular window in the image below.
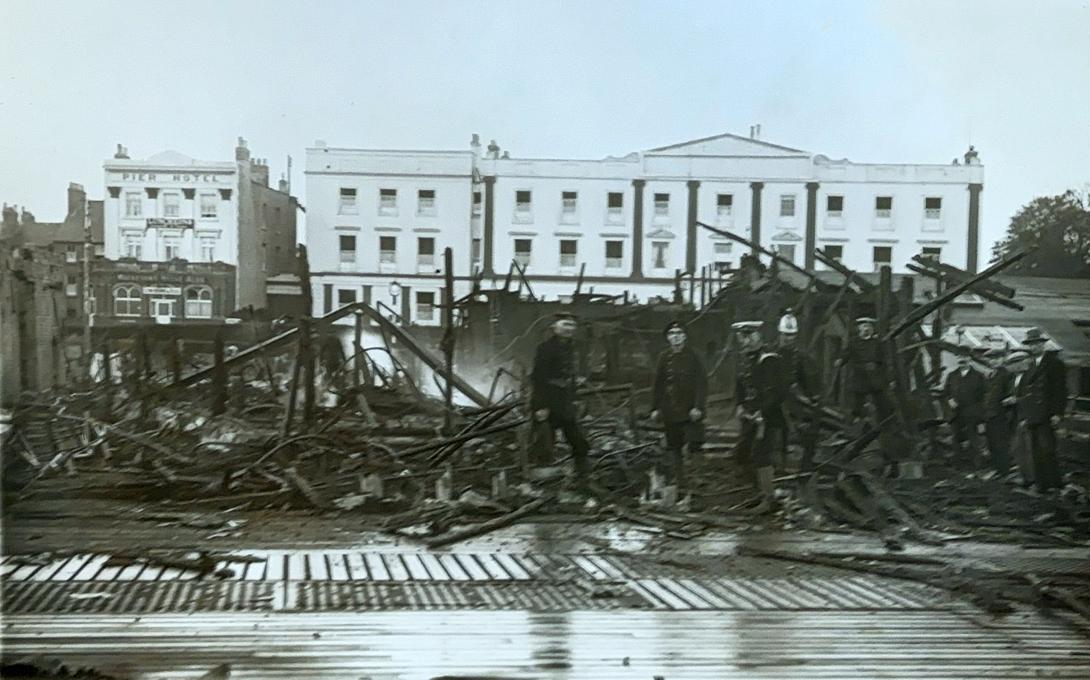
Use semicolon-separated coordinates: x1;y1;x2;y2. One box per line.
379;235;397;264
417;237;435;267
123;233;142;258
200;236;216;262
605;240;623;269
714;242;732;256
162;235;181;260
337;288;357;306
514;238;532;268
873;246;892;271
921;246;942;262
125;192;142;217
775;243;796;264
925;196;942;219
65;244;78;263
717;193;733;218
608;192;624;209
471;238;482;264
652;241;669;269
559;239;577;268
339;187;357;214
114;286;142;317
472;191;482;217
151;298;175;319
417;189;436;216
415;291;435;321
827;195;844;216
654;193;669;217
515;190;532;213
780;194;796;217
875;196;893;218
199;194;217;218
378;188;397;215
66;274;78;297
162;192;180;217
339;234;356;264
561;191;577;214
823;244;844;262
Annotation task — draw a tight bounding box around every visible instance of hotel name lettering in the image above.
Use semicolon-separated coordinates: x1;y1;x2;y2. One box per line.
113;172;230;184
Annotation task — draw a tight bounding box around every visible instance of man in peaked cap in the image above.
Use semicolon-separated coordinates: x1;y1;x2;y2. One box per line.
531;312;591;487
731;320;787;512
839;316;893;425
1013;327;1068;491
650;320;708;502
777;309;817;471
945;348;989;464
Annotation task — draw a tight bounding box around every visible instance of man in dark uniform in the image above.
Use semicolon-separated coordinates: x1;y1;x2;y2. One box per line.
651;320;707;497
982;347;1018;474
1014;327;1068;492
530;312;591;485
732;321;786;512
944;352;986;460
776;309;818;471
840;317;892;425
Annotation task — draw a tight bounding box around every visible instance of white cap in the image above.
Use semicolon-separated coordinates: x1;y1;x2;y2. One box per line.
778;312;798;334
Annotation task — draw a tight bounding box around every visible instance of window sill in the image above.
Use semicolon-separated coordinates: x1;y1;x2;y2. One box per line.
416;210;437;218
338;208;359;216
512;213;533;225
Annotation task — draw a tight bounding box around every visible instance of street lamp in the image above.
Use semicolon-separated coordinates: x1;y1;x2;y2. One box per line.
388;281;401;318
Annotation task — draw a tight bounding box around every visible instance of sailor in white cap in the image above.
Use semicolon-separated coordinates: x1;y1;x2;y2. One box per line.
777;309;817;471
731;320;786;513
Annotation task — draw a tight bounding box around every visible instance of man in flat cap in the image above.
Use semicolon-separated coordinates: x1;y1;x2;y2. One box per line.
1013;327;1068;491
982;347;1017;474
651;320;708;499
944;351;986;461
839;317;893;425
530;312;591;487
732;320;786;512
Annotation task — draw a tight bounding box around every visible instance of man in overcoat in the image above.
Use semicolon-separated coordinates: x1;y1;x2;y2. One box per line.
944;353;986;458
651;320;708;496
732;321;786;512
1014;327;1068;491
530;312;591;485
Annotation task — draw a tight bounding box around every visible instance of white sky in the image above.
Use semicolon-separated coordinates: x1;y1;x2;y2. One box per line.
2;0;1088;260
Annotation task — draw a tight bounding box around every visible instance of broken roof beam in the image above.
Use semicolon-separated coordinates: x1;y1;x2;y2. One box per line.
812;250;875;292
905;263;1024;311
910;255;1017;299
695;221;821;288
885;248;1034;341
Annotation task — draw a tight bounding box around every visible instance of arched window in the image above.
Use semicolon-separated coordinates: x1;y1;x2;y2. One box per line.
113;285;142;317
185;286;213;319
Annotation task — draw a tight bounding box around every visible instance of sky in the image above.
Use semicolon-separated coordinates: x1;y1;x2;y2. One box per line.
1;0;1088;261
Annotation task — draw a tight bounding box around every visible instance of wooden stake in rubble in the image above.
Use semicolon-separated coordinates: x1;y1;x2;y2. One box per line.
211;328;227;416
442;247;456;435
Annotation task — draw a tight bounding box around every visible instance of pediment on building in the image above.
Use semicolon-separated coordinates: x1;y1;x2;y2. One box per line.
144;150;202;166
645;132;808;158
646;228;676;239
771;231;804;242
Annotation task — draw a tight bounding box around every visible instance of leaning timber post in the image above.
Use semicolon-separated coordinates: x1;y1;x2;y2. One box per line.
301;317;316;425
353;309;364;389
674;269;683;305
99;335;112;420
442;247;456;435
211;328;227;416
878;266;909;460
688;271;696;306
171;338;182;384
700;266;708;308
929;277;944;384
282;340;302;437
136;331;150;420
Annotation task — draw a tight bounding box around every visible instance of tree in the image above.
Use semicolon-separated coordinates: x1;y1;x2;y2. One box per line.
991;190;1090;277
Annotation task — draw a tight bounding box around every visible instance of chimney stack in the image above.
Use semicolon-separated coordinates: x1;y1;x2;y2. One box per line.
251;157;269;186
114;143;129;159
236;136;251;162
67;182;87;226
278;175;289;192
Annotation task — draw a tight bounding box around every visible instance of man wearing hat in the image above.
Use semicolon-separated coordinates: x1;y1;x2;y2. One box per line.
982;347;1018;474
530;312;591;486
1013;327;1068;491
943;351;986;460
840;317;893;424
777;309;817;471
732;320;786;512
650;321;708;498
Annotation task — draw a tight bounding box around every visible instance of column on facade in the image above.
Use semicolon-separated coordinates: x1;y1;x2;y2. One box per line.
749;182;764;255
804;182;819;269
106;187;121;258
631;179;645;278
686;180;700;273
967;183;983;273
482;176;496;277
145;187;159;260
182;188;196;260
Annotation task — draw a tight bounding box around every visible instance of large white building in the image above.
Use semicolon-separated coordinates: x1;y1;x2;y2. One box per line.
305;132;984;324
103;139;300;314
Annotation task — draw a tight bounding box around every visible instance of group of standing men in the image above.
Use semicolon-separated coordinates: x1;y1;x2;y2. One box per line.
529;310;1070;507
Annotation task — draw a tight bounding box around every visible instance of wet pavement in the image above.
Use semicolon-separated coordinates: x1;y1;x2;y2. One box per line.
3;489;1090;677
